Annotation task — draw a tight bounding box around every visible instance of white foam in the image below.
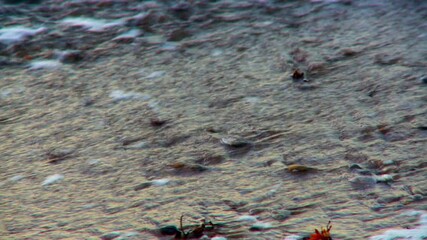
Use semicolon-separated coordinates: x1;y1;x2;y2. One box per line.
369;211;427;240
109;90;150;102
60;17;124;32
113;29;141;41
251;221;272;229
284;235;301;240
29;60;62;70
42;174;64;186
9;175;24;182
146;71;165;79
0;26;46;45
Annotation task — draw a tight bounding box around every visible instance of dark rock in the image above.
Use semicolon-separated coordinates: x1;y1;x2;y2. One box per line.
374;53;400;65
421;76;427;84
167;28;191;41
169;2;193;20
101;232;121;240
195;154;225;165
57;50;84;63
349;176;376;189
220;137;251;148
159;225;179;235
133;182;152;191
349;163;364;170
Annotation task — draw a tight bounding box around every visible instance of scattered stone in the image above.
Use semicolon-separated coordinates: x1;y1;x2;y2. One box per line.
28;60;62;70
100;231;122;240
42;174;64;186
420;76;427;84
349;175;376;189
150;117;167;127
249;221;272;231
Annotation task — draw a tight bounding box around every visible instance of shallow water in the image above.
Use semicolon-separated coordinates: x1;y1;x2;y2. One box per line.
0;0;426;239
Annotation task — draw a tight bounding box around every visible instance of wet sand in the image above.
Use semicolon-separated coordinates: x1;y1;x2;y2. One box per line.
1;0;426;239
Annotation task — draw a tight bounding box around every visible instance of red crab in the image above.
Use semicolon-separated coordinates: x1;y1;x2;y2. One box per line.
309;221;332;240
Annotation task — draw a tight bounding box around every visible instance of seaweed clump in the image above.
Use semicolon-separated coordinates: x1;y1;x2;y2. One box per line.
309;221;332;240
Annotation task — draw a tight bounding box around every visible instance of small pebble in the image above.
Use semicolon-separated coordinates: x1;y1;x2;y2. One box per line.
349;175;376;189
237;215;257;222
250;221;272;231
133;182;152;191
100;231;122;240
409;194;424;201
42;174;64;186
420;76;427;84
